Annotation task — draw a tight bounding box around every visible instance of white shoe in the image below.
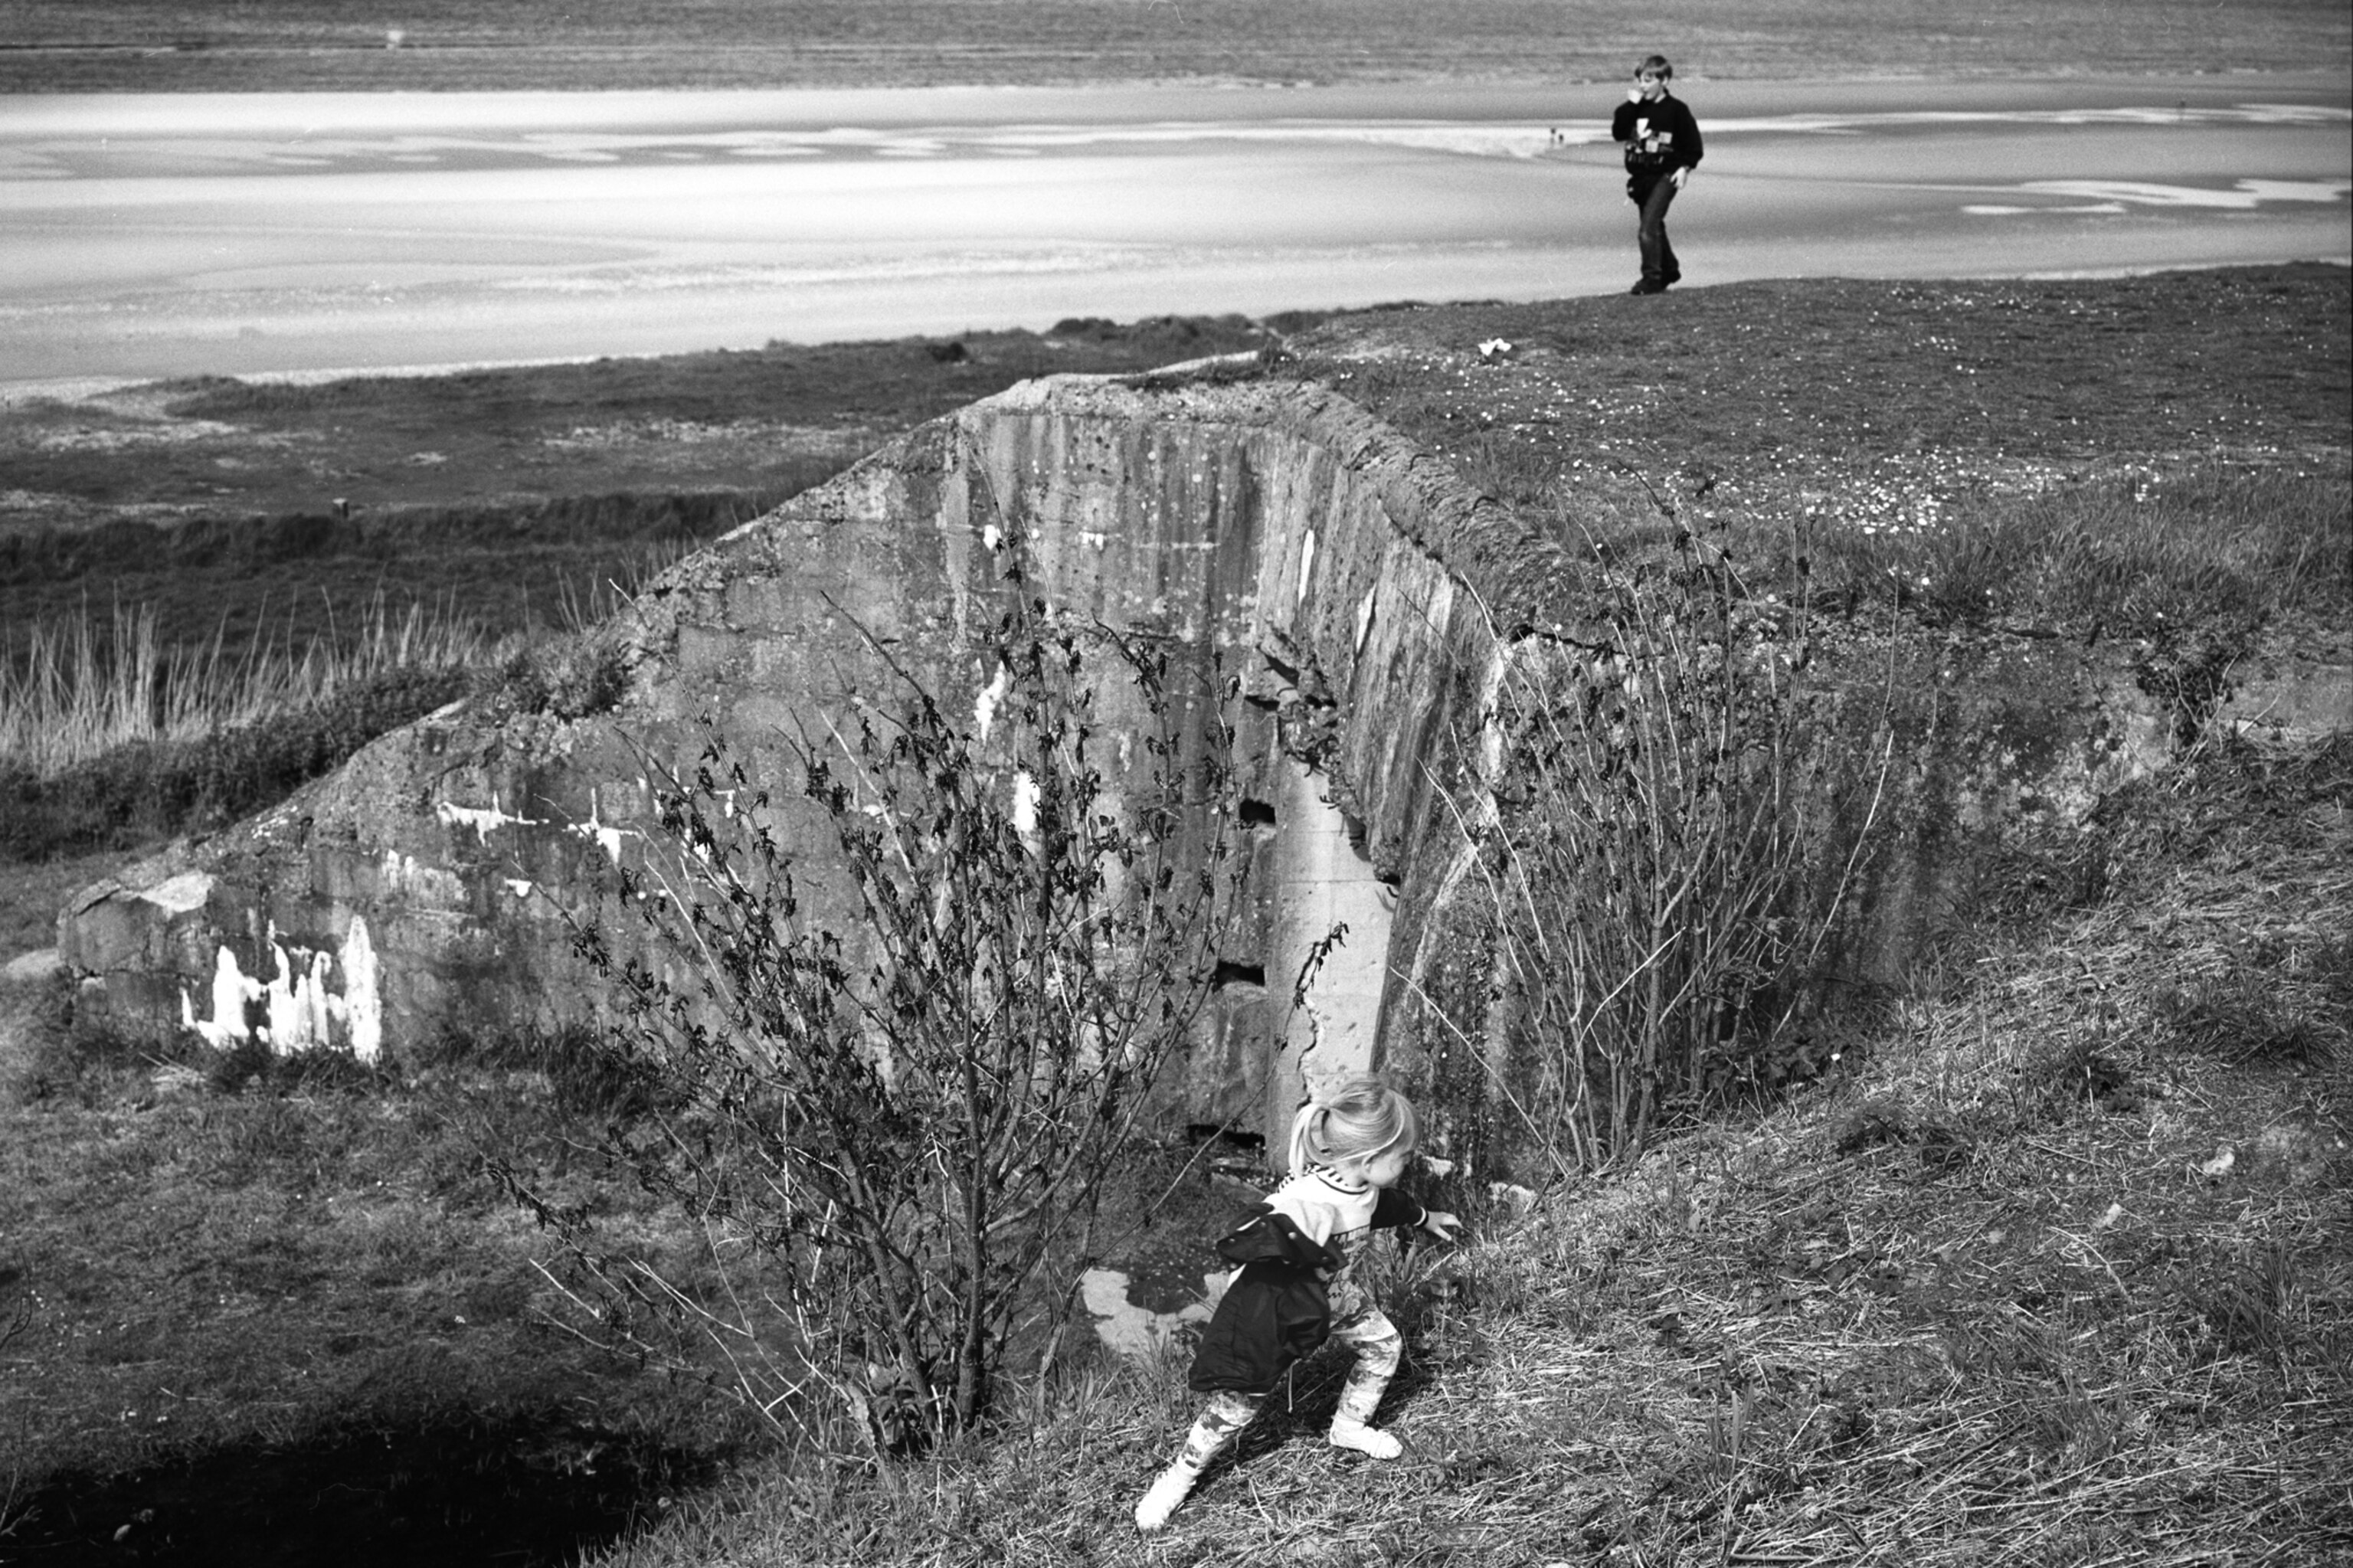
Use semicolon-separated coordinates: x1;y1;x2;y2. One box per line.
1328;1419;1402;1459
1134;1465;1194;1531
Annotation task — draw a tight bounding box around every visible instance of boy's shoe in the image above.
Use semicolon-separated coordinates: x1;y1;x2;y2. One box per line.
1134;1465;1195;1531
1630;280;1666;295
1328;1419;1404;1459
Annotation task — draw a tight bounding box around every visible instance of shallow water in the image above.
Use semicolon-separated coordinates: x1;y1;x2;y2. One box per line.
0;74;2345;391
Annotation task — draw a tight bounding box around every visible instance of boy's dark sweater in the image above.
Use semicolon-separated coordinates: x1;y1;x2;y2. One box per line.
1611;93;1704;173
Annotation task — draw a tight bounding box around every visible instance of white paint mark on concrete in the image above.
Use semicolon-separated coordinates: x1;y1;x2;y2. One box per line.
568;788;632;864
435;791;541;842
180;919;384;1063
182;945;261;1048
343;916;381;1065
974;662;1013;741
1355;587;1377;654
263;928;339;1052
379;849;466;903
983;521;1003;550
1298;529;1317;605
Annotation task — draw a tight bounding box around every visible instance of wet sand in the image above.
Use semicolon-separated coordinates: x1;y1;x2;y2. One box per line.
1;74;2345;391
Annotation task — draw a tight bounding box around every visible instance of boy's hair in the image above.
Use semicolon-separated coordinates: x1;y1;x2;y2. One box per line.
1288;1077;1418;1175
1635;54;1674;80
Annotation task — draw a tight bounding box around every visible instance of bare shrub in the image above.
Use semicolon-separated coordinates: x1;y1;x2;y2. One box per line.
519;557;1237;1454
1459;545;1891;1175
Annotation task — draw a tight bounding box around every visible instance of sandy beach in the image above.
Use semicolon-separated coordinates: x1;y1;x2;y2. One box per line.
1;74;2345;390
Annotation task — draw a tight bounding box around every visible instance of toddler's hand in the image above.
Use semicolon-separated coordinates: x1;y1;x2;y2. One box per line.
1422;1210;1462;1243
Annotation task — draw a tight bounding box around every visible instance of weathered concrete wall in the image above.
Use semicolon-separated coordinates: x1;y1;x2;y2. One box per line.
55;370;2325;1163
57;375;1565;1151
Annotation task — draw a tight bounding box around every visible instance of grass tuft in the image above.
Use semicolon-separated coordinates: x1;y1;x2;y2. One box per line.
479;630;633;723
2159;965;2338;1066
0;593;485;777
0;662;471;862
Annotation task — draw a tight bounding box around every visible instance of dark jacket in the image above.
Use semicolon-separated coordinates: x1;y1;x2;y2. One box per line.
1611;92;1703;177
1185;1190;1428;1396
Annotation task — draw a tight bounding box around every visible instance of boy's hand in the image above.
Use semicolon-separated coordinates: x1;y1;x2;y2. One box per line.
1421;1210;1463;1243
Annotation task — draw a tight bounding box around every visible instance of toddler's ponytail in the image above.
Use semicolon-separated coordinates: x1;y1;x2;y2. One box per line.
1287;1099;1331;1177
1284;1077;1418;1175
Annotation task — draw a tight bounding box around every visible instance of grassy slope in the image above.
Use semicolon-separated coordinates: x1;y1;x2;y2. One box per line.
1288;267;2350;484
0;1008;746;1562
1275;267;2351;696
0;269;2345;1561
608;737;2349;1568
1278;266;2349;575
0;852;119;959
2;0;2345;90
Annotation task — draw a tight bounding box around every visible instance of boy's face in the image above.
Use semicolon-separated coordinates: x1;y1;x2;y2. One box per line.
1635;71;1668;101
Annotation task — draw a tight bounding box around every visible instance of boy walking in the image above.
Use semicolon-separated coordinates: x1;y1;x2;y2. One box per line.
1611;54;1703;293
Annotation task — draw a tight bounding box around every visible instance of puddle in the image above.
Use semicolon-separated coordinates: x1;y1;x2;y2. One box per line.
1081;1266;1219;1357
1082;1220;1244;1357
3;1411;716;1566
1078;1134;1269;1357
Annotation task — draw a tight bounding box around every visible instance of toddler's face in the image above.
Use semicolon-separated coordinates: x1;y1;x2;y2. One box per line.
1356;1147;1413;1189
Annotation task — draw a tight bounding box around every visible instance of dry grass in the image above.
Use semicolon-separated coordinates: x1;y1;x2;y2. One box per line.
0;592;486;777
583;734;2351;1566
1467;570;1890;1174
1281;268;2352;637
0;996;739;1559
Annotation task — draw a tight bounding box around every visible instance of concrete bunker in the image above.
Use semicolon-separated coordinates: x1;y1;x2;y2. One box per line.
56;370;2304;1157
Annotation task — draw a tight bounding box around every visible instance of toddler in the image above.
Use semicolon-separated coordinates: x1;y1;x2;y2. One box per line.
1134;1077;1461;1530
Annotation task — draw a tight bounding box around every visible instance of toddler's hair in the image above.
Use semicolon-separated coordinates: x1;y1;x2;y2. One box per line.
1289;1077;1419;1175
1635;54;1674;80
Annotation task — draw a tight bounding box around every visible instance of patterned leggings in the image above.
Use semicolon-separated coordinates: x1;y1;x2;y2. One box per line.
1170;1286;1403;1477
